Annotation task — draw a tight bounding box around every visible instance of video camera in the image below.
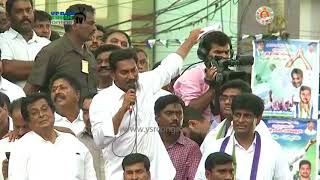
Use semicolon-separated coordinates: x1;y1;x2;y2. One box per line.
204;55;254;85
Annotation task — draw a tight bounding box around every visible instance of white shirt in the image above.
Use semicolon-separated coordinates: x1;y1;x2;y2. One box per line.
0;28;50;87
0;28;50;61
90;53;182;180
291;102;316;119
8;131;96;180
8;117;13;131
195;133;290;180
0;137;16;180
54;111;85;136
0;76;25;102
304;128;317;136
201;119;272;153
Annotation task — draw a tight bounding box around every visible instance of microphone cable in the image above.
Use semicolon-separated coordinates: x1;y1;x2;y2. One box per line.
111;98;139;157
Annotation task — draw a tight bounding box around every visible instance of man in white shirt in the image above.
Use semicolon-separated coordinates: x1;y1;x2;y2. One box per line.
94;44;121;91
304;121;316;136
9;93;96;180
289;68;305;104
0;97;27;180
90;29;202;180
0;0;50;85
195;94;290;180
292;86;315;119
49;73;84;135
201;80;271;153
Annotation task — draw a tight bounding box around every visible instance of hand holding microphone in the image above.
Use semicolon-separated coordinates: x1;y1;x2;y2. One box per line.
122;83;136;113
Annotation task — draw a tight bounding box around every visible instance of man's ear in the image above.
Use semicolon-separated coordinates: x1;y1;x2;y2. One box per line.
255;116;262;125
111;71;115;80
147;171;151;179
3;104;8;112
76;90;81;103
188;120;198;128
205;170;211;179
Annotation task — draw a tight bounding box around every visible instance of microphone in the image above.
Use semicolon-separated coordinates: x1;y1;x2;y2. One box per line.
127;82;136;114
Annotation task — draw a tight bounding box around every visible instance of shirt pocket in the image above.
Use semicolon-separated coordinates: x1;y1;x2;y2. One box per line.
68;151;85;180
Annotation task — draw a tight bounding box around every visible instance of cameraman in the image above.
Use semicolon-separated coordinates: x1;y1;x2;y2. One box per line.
174;31;232;127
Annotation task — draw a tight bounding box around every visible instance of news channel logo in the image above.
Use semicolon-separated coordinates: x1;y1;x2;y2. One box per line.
50;11;86;25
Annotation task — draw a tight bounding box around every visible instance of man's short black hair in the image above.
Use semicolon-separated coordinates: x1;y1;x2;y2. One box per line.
49;73;81;93
231;93;264;117
64;4;95;32
299;160;311;169
0;92;10;108
34;10;52;22
21;93;55;122
205;152;233;171
134;48;148;58
154;94;185;116
94;44;121;59
182;106;205;128
291;68;303;78
9;97;24;116
109;48;138;71
96;24;105;34
81;92;97;108
0;92;5;108
102;29;131;47
6;0;33;16
220;79;252;95
122;153;150;171
201;31;232;55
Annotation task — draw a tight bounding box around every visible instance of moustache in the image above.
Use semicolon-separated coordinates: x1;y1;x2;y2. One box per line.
21;18;32;24
98;66;111;72
169;122;180;127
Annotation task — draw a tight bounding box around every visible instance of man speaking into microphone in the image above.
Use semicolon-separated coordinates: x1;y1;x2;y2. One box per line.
89;28;203;180
126;82;136;114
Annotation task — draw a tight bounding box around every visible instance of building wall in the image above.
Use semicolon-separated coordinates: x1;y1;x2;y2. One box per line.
300;0;320;40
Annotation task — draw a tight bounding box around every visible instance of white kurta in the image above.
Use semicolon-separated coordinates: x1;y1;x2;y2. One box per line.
90;53;182;180
8;131;96;180
0;28;51;87
195;133;291;180
0;28;50;61
0;76;25;102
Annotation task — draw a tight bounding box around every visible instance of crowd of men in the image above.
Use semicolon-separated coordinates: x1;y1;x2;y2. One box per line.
0;0;315;180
